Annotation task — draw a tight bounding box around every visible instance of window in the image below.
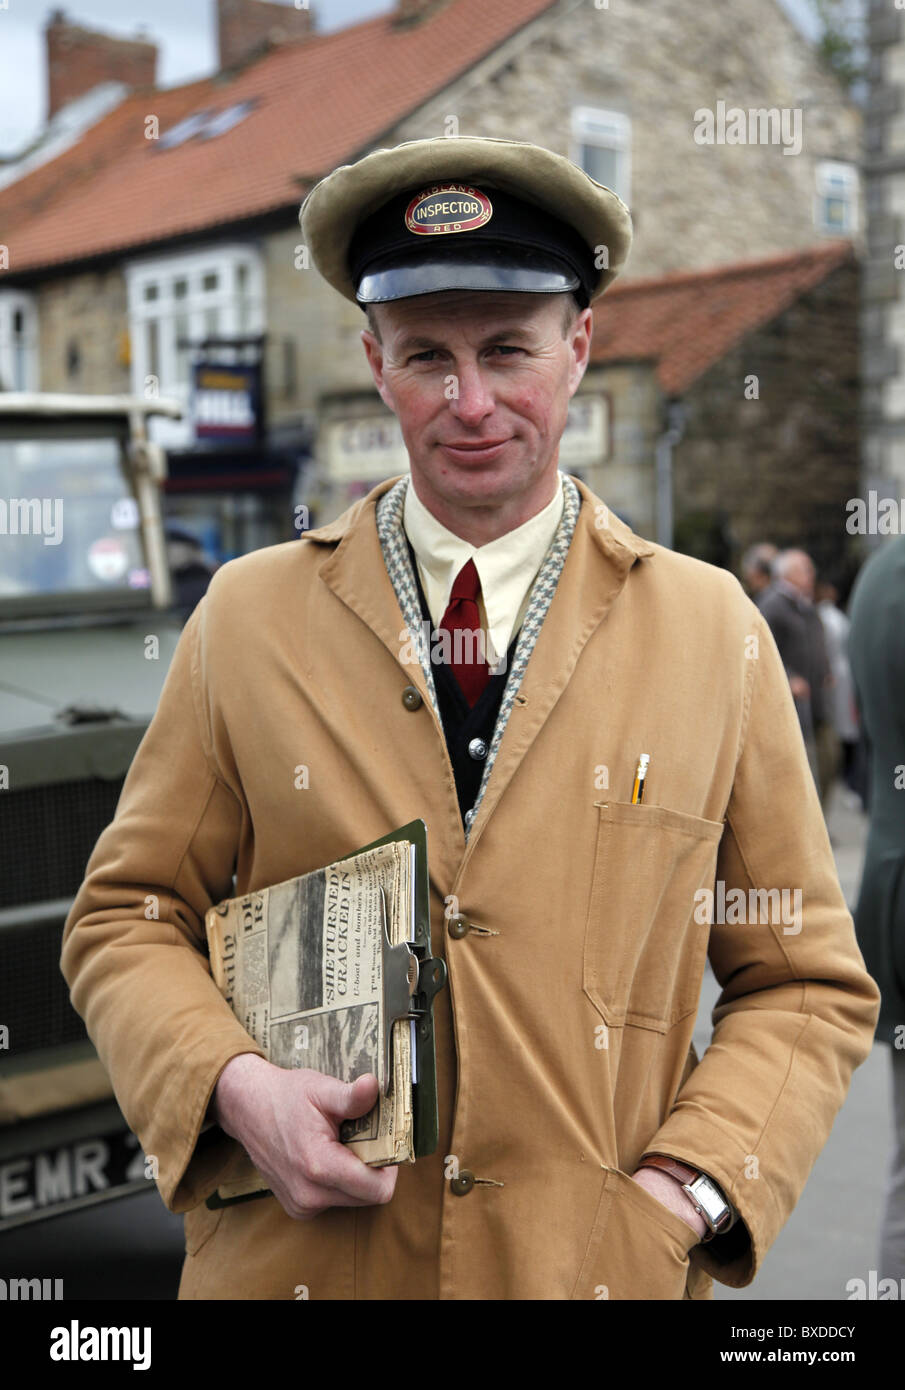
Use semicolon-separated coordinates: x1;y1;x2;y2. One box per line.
815;161;858;235
571;108;631;203
125;245;265;402
0;290;38;391
156;102;255;150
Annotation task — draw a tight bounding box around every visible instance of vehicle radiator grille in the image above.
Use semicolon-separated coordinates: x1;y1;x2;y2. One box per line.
0;777;123;909
0;777;124;1055
0;921;89;1053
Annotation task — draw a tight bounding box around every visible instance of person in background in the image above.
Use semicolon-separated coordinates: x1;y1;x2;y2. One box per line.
847;536;905;1282
164;523;219;625
815;574;860;807
759;549;835;805
740;542;778;606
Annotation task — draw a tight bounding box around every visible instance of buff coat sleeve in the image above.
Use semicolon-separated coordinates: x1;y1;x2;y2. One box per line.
640;609;881;1287
60;596;267;1212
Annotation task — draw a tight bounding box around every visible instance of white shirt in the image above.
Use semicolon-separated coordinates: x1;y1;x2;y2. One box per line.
402;472;565;669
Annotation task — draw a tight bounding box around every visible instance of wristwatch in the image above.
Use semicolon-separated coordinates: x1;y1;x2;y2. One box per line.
637;1154;735;1242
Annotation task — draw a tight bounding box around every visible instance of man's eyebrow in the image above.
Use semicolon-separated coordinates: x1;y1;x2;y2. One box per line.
394;326;539;353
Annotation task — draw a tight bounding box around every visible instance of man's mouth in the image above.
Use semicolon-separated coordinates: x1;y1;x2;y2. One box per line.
439;438;512;461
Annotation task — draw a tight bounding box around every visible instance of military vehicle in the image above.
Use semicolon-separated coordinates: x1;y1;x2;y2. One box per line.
0;393;185;1231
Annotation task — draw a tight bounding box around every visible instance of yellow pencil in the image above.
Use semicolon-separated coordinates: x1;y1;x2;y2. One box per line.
631;753;650;804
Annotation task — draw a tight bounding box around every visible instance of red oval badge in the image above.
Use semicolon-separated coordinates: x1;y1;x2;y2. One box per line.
404;184;493;236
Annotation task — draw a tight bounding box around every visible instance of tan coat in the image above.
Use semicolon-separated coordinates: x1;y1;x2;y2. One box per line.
61;474;880;1300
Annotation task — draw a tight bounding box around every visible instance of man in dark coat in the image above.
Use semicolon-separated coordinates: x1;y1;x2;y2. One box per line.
759;548;833;800
848;536;905;1280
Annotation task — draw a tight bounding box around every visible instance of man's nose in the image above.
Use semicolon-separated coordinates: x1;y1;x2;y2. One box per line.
447;361;495;427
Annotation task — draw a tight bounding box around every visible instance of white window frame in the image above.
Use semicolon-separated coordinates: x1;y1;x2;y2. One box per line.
814;160;858;236
571;107;632;204
125;244;265;441
0;289;39;391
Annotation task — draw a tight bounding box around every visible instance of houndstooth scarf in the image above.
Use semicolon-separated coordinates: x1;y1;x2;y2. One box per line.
375;472;582;839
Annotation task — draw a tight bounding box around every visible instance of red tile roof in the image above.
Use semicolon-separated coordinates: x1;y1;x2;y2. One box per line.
590;241;855;394
0;0;556;274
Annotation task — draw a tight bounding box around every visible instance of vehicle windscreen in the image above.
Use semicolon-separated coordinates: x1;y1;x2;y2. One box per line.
0;433;150;599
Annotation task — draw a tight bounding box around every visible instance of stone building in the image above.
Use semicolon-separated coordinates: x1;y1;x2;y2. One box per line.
0;0;862;555
861;0;905;544
584;241;859;579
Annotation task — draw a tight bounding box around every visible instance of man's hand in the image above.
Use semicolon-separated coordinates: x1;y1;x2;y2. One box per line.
789;674;810;700
630;1166;708;1241
211;1053;398;1220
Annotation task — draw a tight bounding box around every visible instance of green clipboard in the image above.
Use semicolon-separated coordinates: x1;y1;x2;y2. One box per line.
205;819;445;1210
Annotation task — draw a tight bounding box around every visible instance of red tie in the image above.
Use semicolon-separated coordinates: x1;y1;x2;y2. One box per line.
439;558;490;708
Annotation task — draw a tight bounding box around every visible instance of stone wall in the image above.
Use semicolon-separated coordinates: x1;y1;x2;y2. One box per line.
393;0;862;280
673;257;860;578
36;268;132;395
862;0;905;511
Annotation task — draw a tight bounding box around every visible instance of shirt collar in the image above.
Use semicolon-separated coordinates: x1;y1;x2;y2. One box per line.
402;472;565;661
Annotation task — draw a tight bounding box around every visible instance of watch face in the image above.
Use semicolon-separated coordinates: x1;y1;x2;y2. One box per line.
689;1176;730;1228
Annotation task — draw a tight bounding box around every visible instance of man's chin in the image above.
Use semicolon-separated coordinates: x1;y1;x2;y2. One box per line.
417;454;528;503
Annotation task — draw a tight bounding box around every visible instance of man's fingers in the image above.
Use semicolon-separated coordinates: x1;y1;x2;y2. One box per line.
305;1139;399;1205
311;1071;380;1121
323;1161;399;1208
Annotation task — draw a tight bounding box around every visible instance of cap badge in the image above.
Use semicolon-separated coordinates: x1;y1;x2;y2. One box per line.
404;184;493;236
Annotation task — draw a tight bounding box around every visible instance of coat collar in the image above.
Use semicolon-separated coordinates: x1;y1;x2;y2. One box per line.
303;473;655;567
302;473;655;855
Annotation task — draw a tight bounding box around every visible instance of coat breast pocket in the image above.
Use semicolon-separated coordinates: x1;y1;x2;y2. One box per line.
583;800;724;1033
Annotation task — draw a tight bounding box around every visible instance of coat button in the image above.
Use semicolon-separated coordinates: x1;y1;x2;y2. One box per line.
447;913;470;939
401;685;423;711
467;737;488;760
451;1169;475;1196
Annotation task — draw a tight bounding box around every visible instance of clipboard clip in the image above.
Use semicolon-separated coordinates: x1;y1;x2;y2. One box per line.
379;885;447;1095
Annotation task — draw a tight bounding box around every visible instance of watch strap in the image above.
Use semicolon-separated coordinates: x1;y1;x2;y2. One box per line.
637;1154;699;1187
637;1153;733;1239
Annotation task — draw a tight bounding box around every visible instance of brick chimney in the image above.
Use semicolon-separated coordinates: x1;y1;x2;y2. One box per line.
216;0;314;71
393;0;454;26
45;10;158;121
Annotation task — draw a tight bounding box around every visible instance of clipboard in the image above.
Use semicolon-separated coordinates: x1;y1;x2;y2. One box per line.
205;819;445;1210
343;819;445;1160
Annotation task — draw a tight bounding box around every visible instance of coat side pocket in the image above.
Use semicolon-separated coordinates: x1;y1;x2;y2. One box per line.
184;1199;225;1256
583;800;723;1033
571;1166;698;1301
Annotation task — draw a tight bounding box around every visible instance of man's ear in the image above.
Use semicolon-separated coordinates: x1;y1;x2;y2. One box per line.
567;307;593;397
361;329;396;414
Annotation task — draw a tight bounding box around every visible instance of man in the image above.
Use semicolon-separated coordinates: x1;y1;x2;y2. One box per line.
759;548;835;803
815;573;860;803
61;137;879;1300
740;541;777;606
848;537;905;1281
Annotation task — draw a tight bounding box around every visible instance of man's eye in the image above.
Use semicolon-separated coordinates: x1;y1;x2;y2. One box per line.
410;350;440;363
489;345;522;356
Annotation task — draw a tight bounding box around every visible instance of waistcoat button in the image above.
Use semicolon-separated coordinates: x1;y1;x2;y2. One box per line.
467;737;488;760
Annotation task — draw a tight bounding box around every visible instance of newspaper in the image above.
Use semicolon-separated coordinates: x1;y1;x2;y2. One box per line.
205;839;415;1195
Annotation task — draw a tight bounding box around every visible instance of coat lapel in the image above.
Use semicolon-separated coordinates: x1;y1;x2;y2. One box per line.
302;473;655;860
303;475;439;721
457;478;655;859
